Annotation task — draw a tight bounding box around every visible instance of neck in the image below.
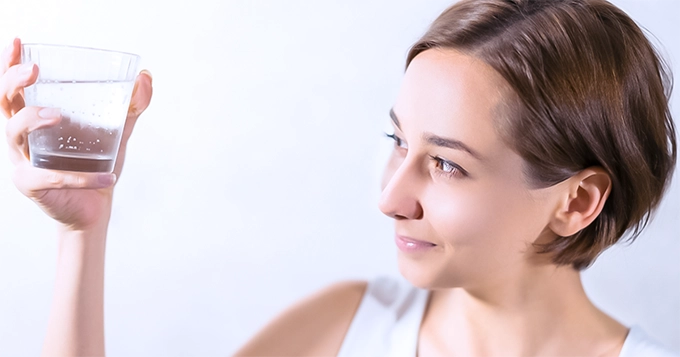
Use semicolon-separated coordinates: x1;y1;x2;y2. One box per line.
420;264;627;357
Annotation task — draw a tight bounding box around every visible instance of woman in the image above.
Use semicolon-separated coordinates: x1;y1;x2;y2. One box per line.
2;0;677;356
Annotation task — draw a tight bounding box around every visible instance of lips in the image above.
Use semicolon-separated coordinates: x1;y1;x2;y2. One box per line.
395;235;437;253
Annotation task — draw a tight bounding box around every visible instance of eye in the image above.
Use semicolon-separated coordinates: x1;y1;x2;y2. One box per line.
430;155;468;178
385;133;408;150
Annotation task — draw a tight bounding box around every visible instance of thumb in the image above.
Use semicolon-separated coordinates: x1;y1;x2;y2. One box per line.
128;70;153;119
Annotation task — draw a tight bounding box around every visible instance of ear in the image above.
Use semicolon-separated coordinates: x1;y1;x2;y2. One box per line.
548;167;612;237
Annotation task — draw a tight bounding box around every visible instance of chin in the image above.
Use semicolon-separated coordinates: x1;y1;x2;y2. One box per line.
397;254;462;290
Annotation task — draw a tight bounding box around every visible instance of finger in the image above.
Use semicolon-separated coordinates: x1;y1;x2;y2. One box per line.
12;162;116;198
112;71;153;177
5;106;61;165
128;70;153;118
122;71;153;141
0;63;38;118
1;38;22;75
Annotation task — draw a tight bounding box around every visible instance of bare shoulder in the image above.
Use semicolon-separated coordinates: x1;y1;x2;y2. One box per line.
234;280;368;357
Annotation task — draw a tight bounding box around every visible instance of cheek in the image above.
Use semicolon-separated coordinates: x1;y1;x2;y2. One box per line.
425;188;496;244
425;183;539;254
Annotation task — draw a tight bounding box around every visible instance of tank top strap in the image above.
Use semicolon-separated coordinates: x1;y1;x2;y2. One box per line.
619;326;679;357
337;276;430;357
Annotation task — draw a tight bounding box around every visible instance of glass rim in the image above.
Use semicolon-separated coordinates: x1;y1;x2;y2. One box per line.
21;43;140;59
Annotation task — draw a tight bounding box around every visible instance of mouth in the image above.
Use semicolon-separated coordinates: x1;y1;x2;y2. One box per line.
395;235;437;253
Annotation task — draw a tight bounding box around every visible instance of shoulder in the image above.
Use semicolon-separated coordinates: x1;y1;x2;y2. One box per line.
619;326;679;357
337;276;430;356
234;280;367;357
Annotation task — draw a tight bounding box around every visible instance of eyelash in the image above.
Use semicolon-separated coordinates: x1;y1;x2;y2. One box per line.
385;132;407;149
385;132;468;179
429;155;468;178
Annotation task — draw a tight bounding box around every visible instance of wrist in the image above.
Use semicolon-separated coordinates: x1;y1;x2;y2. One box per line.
56;202;112;237
57;219;109;246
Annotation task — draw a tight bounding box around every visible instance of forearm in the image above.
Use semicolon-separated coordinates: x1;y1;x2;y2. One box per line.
42;219;110;357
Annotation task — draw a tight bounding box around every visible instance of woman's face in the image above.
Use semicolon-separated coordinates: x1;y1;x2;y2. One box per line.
380;49;563;290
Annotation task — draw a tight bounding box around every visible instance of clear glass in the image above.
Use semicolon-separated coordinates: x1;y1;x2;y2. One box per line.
21;44;140;173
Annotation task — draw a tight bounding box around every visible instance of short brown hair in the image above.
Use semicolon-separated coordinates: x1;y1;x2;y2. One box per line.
407;0;677;269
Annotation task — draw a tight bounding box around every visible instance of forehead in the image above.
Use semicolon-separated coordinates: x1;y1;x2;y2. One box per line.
393;49;512;155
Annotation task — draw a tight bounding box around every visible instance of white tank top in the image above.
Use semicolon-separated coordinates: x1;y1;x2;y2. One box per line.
337;276;678;357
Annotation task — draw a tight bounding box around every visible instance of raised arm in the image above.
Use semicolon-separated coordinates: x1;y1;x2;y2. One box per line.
4;37;364;356
1;38;153;356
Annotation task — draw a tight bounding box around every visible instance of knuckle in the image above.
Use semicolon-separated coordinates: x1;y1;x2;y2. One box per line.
46;172;64;186
6;108;31;135
73;175;88;188
1;68;25;101
5;63;19;77
11;165;35;197
1;68;15;91
0;97;11;119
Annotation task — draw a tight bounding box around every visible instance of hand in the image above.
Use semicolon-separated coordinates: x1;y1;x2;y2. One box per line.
2;38;153;231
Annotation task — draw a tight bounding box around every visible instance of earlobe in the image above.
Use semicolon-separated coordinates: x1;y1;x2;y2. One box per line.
548;167;612;237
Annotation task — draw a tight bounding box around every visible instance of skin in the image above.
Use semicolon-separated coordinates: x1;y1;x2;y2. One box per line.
1;38;152;356
3;38;627;356
384;48;627;357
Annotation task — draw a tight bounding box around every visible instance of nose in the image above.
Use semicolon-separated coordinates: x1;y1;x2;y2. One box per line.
379;158;424;220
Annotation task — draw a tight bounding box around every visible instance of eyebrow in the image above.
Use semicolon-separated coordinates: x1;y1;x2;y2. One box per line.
423;133;482;160
389;108;482;160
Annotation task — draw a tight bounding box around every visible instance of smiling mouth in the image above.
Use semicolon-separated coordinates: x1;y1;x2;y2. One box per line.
395;235;437;253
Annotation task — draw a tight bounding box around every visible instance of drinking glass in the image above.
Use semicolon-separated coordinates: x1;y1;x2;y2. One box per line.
21;44;140;172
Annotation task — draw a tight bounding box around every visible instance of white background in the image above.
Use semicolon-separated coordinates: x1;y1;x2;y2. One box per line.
0;0;678;355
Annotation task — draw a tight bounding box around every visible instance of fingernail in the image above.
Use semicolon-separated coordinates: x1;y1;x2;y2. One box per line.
20;63;35;76
140;69;153;82
38;107;61;119
98;173;116;187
